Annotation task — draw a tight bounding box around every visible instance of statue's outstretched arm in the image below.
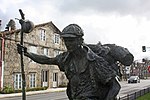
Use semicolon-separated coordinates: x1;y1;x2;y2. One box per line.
25;52;57;65
17;44;58;65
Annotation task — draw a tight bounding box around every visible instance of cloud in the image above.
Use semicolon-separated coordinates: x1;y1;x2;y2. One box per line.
1;0;150;60
57;0;150;17
0;0;63;29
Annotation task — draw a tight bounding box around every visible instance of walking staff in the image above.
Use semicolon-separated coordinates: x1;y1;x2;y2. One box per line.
16;9;34;100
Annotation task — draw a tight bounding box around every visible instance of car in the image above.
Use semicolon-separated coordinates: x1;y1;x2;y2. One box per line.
128;76;140;83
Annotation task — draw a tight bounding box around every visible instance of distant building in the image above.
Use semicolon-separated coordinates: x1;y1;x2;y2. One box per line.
0;21;68;90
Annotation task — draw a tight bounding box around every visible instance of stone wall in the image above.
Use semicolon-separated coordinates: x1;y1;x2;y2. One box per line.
2;22;68;89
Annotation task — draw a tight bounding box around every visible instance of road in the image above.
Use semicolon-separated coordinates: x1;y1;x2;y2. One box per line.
118;79;150;97
2;92;68;100
2;79;150;100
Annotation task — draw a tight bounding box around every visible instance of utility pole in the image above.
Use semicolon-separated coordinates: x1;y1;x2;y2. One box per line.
142;46;150;79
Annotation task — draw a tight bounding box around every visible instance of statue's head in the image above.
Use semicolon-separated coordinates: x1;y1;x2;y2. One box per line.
61;24;84;38
61;24;84;52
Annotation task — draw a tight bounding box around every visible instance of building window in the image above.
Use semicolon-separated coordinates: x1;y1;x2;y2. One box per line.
53;73;58;82
54;50;60;57
44;48;49;56
40;29;46;41
14;73;22;89
54;34;60;44
29;46;37;63
29;73;36;88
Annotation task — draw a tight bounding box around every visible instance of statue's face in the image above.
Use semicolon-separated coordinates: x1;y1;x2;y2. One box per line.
63;37;81;52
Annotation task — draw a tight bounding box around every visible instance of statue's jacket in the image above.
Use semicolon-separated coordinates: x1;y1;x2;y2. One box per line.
55;45;121;99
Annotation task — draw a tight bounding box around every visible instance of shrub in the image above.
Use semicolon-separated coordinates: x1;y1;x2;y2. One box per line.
58;82;67;87
0;86;48;94
0;86;14;94
26;86;48;91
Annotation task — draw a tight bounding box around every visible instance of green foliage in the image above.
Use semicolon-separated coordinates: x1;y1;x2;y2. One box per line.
14;89;22;93
58;82;67;87
0;86;48;94
26;86;48;91
0;86;14;94
137;93;150;100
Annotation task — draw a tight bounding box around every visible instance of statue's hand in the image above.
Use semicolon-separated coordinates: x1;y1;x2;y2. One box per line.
17;44;27;54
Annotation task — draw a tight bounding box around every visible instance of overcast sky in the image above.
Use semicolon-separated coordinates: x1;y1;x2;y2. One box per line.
1;0;150;61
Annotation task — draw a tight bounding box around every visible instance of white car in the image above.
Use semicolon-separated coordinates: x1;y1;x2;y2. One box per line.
128;76;140;83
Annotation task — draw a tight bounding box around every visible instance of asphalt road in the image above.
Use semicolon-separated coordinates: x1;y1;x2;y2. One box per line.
1;92;68;100
118;79;150;97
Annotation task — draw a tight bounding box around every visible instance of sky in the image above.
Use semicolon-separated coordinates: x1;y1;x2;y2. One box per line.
1;0;150;61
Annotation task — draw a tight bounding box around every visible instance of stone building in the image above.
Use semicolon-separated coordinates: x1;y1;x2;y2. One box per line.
0;21;68;90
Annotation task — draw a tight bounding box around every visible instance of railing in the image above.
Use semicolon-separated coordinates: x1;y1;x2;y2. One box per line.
118;87;150;100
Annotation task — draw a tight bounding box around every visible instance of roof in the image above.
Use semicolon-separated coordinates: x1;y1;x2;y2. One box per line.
0;21;61;37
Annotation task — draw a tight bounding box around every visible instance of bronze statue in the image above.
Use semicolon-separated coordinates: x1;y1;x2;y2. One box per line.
17;24;134;100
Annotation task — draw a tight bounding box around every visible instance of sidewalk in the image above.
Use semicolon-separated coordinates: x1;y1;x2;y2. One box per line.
0;87;67;98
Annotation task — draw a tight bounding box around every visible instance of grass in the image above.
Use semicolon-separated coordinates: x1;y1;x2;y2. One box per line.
137;92;150;100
